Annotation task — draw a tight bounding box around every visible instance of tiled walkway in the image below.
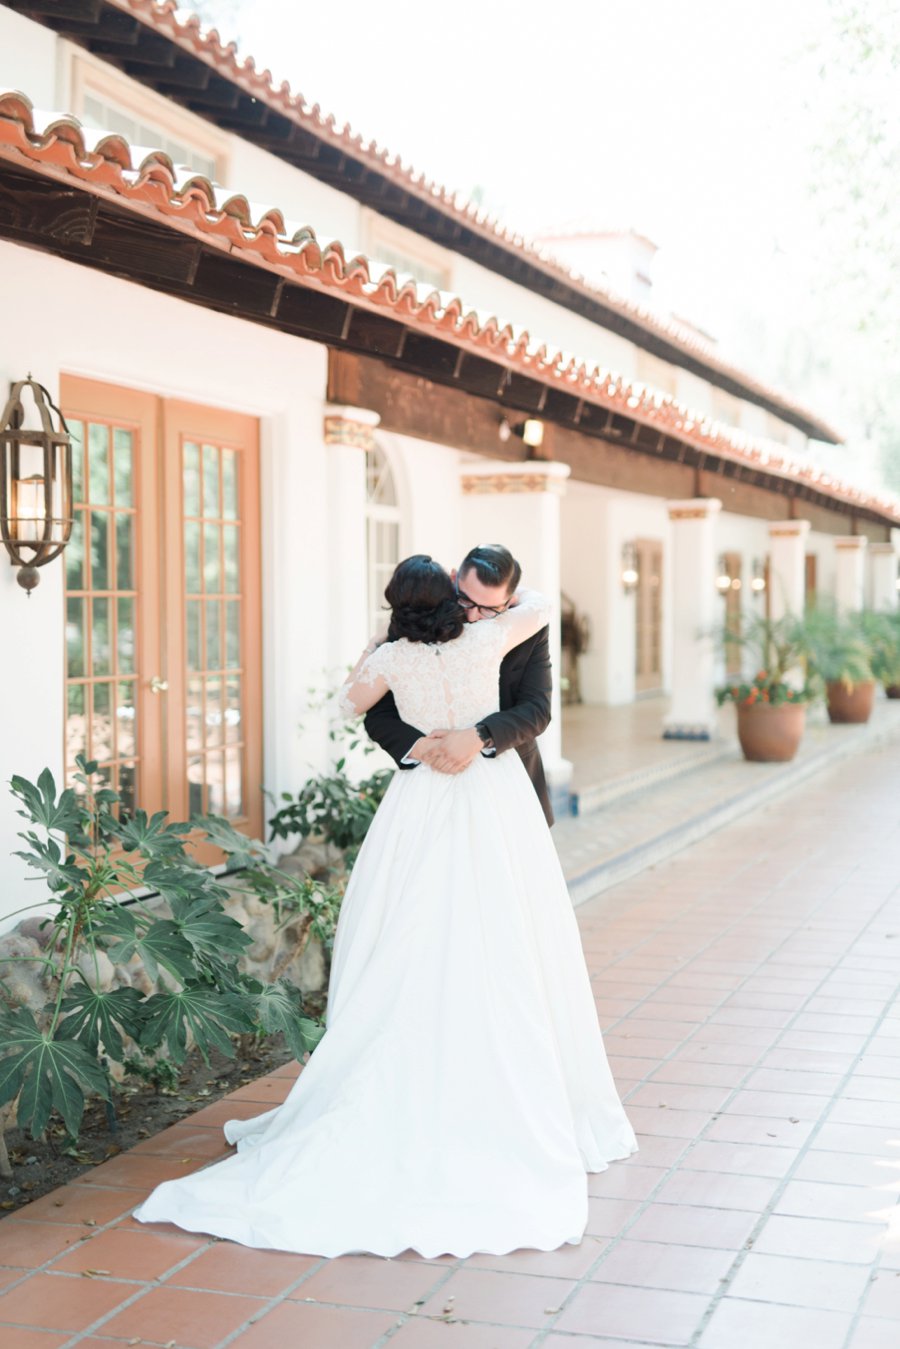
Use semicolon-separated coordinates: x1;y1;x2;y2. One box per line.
2;742;900;1348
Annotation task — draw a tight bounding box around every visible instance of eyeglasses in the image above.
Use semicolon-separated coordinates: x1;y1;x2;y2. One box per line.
455;583;510;619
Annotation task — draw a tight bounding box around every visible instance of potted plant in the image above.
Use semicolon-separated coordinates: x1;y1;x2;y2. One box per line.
799;606;876;723
856;610;900;698
715;613;815;762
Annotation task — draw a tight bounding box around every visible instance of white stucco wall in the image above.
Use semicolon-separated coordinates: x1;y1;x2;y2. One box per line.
0;7;57;105
0;241;339;928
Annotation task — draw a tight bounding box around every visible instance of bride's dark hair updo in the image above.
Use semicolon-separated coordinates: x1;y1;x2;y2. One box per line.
384;555;466;644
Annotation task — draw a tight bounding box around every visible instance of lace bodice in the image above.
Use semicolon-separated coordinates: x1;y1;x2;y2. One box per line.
339;590;550;730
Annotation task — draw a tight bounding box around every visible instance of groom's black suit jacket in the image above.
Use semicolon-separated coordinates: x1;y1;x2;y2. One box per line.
364;625;554;826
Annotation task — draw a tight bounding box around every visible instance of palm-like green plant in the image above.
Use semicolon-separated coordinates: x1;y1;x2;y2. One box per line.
854;610;900;686
0;757;328;1148
798;605;874;688
714;611;817;706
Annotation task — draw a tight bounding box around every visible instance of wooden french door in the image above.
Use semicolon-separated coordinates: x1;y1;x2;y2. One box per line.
722;552;743;676
61;377;262;841
635;538;663;692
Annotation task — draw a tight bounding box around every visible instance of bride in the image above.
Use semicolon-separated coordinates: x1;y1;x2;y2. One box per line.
135;553;636;1258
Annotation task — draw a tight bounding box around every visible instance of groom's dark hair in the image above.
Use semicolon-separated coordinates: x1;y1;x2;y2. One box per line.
459;544;521;595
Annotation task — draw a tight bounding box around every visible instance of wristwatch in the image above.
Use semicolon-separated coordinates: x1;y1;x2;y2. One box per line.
475;722;493;748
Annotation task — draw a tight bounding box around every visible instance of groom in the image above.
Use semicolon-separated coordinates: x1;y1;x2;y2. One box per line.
364;543;554;826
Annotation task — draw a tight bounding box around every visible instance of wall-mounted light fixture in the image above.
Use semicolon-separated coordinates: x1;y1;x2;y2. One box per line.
498;415;545;453
0;377;74;594
621;540;639;595
750;558;767;595
715;554;732;594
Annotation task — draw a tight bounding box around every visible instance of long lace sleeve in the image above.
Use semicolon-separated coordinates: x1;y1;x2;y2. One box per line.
337;642;393;718
494;588;552;655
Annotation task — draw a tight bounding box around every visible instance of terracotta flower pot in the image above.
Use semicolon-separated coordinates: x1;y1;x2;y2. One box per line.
826;679;876;724
735;701;806;762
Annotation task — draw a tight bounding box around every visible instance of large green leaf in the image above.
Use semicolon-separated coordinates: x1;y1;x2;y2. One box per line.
95;909;196;985
13;833;85;892
111;809;191;860
0;1006;110;1138
141;859;228;910
197;814;269;869
10;769;85;837
168;893;251;967
251;980;325;1061
56;984;145;1061
140;985;255;1065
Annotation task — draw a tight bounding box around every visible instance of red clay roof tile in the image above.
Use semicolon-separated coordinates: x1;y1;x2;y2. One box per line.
0;90;895;525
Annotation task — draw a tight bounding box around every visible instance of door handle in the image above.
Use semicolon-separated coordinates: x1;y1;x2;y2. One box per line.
149;675;169;694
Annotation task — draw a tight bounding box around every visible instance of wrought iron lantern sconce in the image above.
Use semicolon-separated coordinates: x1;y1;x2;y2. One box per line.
498;415;545;454
0;376;74;594
715;554;733;594
621;541;639;595
750;558;767;596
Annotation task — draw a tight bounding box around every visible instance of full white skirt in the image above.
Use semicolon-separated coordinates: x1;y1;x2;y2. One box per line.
134;753;636;1257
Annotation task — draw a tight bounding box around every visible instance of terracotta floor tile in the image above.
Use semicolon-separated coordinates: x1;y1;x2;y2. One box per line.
49;1226;206;1280
626;1203;757;1250
555;1281;708;1343
0;1270;141;1332
623;1106;715;1140
650;1060;748;1089
703;1114;814;1148
728;1251;871;1312
627;1083;731;1113
622;1136;689;1169
228;1299;407;1348
589;1163;667;1200
697;1296;852;1349
849;1316;900;1347
388;1319;535;1348
830;1099;900;1129
5;1187;135;1227
759;1047;856;1074
862;1269;900;1319
166;1242;317;1296
586;1196;641;1236
721;1088;830;1120
0;1331;70;1347
680;1140;798;1178
845;1077;900;1104
590;1238;735;1294
654;1169;778;1212
129;1126;234;1160
288;1253;443;1311
417;1268;576;1328
744;1067;844;1096
81;1153;210;1191
793;1150;900;1190
774;1179;894;1224
811;1122;900;1155
752;1214;887;1264
464;1240;606;1278
0;1221;94;1269
99;1285;267;1347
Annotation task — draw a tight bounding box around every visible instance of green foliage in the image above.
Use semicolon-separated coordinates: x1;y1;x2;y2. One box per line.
854;610;900;685
1;756;329;1144
268;768;391;867
798;605;874;687
714;612;818;708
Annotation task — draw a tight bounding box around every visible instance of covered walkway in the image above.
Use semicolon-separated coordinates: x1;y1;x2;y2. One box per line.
1;744;899;1347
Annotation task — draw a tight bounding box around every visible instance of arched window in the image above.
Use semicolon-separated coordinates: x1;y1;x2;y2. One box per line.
366;443;401;635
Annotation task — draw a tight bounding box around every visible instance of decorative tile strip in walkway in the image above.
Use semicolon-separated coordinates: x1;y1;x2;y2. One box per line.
1;743;899;1348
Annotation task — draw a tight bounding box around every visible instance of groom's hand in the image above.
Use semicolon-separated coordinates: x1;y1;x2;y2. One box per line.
426;727;483;775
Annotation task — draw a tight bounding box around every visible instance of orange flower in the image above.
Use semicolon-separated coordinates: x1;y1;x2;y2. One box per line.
756;669;768;681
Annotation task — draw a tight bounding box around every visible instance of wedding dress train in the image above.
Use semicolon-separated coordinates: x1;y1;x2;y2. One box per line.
135;596;636;1257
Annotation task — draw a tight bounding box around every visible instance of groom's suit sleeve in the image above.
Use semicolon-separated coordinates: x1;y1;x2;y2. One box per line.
364;692;423;770
479;625;552;755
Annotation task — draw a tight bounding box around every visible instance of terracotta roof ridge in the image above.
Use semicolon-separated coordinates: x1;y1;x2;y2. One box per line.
1;89;894;525
95;0;841;443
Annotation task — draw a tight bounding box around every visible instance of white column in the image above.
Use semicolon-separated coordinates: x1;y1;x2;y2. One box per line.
323;405;379;670
834;536;867;615
869;543;898;612
460;460;572;811
663;498;722;741
767;519;810;619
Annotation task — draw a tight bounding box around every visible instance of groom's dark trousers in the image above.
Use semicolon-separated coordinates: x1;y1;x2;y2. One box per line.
364;625;555;827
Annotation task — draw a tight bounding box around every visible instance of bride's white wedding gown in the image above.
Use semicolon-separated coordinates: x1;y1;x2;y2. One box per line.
134;594;636;1257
